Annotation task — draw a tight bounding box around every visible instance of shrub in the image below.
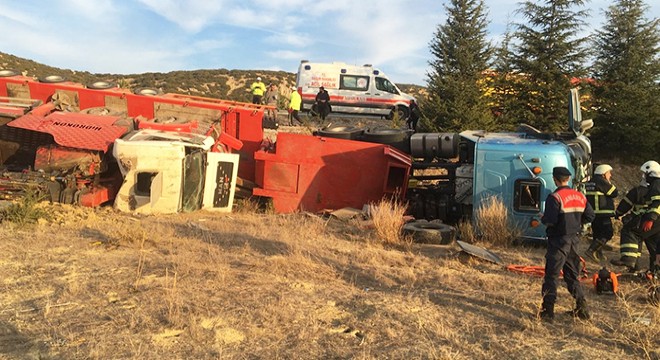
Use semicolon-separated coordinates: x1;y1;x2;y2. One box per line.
369;198;408;245
472;195;520;247
456;219;477;243
1;189;49;225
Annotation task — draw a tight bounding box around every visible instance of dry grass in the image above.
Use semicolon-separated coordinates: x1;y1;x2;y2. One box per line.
457;219;477;243
368;198;408;246
0;204;658;359
472;195;521;247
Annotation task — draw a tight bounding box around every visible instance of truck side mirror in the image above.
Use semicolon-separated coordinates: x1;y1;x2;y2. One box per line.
580;119;593;133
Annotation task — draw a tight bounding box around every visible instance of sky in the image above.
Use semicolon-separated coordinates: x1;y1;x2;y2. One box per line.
0;0;658;86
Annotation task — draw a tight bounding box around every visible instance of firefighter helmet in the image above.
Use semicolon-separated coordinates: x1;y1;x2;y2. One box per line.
640;160;660;177
594;164;613;175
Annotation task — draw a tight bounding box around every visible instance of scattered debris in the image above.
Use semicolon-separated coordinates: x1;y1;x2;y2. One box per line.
456;240;504;265
328;207;363;220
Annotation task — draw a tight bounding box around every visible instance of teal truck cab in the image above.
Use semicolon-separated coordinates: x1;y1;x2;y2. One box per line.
407;89;593;242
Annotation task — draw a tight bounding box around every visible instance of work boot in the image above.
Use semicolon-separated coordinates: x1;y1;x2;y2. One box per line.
583;242;604;264
538;307;554;323
568;298;590;320
610;257;636;270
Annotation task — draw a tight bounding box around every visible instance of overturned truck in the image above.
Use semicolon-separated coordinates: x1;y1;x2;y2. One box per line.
0;71;410;215
309;89;593;242
0;71;263;212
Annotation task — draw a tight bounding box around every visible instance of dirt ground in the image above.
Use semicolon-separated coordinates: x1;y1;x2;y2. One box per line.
0;201;658;359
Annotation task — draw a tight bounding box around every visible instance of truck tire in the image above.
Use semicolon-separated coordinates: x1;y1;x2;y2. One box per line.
0;69;19;77
316;125;364;140
87;81;116;90
403;221;455;245
387;105;410;121
361;127;411;153
38;75;66;83
134;87;159;96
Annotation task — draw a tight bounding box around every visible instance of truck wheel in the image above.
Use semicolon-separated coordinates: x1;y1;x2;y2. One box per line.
403;221;455;245
87;81;116;90
38;75;66;83
361;127;410;153
0;69;19;77
134;87;159;96
316;125;364;140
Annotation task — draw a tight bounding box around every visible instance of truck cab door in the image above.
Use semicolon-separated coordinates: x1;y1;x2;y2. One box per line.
568;88;593;137
202;152;240;212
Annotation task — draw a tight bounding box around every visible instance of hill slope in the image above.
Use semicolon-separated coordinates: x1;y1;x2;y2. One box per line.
0;52;425;103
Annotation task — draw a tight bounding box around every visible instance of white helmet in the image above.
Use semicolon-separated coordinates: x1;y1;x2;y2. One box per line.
641;160;660;177
257;77;262;81
594;164;613;175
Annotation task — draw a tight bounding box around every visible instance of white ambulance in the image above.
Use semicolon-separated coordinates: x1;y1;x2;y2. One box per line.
295;60;415;119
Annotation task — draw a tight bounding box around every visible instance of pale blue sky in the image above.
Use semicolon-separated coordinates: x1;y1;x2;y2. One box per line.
0;0;658;85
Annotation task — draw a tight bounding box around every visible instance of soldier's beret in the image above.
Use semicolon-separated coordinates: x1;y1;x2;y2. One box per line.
552;167;571;177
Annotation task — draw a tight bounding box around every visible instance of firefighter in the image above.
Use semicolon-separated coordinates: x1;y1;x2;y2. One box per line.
583;164;618;263
250;77;266;104
610;180;649;271
639;160;660;274
539;167;595;322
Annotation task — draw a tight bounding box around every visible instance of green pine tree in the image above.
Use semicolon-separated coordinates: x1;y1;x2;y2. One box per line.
490;27;522;131
591;0;660;161
509;0;590;132
421;0;494;132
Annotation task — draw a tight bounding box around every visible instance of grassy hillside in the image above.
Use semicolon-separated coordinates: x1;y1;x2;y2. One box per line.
0;52;424;103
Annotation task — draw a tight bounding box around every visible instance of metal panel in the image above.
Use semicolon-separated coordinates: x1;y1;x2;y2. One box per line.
253;133;411;213
7;112;127;152
202;152;240;212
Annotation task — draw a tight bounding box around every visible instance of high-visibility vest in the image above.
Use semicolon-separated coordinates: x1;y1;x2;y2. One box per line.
585;176;617;216
289;91;301;111
251;81;266;96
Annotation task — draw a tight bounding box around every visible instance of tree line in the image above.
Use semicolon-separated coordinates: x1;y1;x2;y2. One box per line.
421;0;660;161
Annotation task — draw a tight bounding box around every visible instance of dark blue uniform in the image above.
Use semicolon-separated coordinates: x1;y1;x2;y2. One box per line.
541;186;595;316
613;185;649;269
585;175;618;247
641;176;660;272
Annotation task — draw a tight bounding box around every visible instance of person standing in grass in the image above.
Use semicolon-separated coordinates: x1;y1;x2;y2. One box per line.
288;86;302;126
539;166;595;322
610;180;649;272
250;76;266;104
583;164;618;263
639;160;660;274
264;83;279;124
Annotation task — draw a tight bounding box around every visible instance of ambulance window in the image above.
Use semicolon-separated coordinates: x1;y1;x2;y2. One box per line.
375;77;399;94
514;179;541;212
340;75;369;91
